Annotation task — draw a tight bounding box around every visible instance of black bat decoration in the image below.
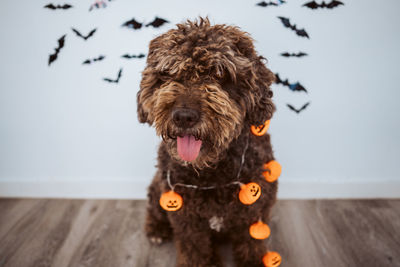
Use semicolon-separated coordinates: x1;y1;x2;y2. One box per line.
303;0;344;9
278;17;309;39
89;0;112;11
121;53;145;59
44;3;72;10
256;0;286;7
122;18;143;30
146;17;169;28
287;102;310;114
82;55;105;65
281;52;308;57
275;73;307;93
48;34;66;66
71;28;97;41
103;68;123;83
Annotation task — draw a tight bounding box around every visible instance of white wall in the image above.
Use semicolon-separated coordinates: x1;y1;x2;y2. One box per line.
0;0;399;199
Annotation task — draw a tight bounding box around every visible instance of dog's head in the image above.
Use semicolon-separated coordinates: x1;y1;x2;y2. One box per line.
137;18;275;168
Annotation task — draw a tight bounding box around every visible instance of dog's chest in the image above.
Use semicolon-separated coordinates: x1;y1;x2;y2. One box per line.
179;188;243;231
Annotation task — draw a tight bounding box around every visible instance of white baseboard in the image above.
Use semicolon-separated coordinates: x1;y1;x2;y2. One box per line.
277;180;400;199
0;180;149;200
0;179;399;199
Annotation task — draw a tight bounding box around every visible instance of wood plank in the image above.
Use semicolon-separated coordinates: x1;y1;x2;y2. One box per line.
51;199;109;267
0;198;43;240
0;199;50;265
27;199;83;267
1;199;81;267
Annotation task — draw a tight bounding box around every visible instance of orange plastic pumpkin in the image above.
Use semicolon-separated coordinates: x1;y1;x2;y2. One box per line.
239;182;261;205
262;160;282;183
251;120;271;136
159;191;183;211
249;221;271;240
262;251;282;267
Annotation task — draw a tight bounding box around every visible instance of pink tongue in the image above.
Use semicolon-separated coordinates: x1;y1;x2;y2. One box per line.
177;135;202;162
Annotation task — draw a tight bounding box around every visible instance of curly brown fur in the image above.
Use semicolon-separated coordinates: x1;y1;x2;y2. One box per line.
138;17;278;267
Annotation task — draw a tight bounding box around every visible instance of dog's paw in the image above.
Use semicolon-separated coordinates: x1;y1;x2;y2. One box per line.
145;218;173;243
149;236;163;245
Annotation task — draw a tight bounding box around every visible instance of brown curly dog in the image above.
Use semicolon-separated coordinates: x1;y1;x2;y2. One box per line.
137;17;279;267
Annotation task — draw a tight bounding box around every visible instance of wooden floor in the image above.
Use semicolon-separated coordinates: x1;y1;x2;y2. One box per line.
0;199;399;267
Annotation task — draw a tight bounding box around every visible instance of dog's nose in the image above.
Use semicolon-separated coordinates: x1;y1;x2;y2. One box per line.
172;108;200;128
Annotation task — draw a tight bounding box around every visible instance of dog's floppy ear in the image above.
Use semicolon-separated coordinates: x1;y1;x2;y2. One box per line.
246;57;276;126
137;68;157;125
136;95;149;124
137;34;167;125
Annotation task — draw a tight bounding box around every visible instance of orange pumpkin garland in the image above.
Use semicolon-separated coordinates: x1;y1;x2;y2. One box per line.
159;191;183;211
249;221;271;240
262;160;282;183
263;251;282;267
251;120;271;136
238;182;261;205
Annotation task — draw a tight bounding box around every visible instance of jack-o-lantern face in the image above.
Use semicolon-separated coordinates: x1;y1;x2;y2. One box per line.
262;160;282;183
159;191;183;211
251;120;271;136
262;251;282;267
239;182;261;205
249;221;271;240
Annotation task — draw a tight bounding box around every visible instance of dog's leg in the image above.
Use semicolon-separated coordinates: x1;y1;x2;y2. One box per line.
231;233;267;267
145;171;173;245
175;234;222;267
